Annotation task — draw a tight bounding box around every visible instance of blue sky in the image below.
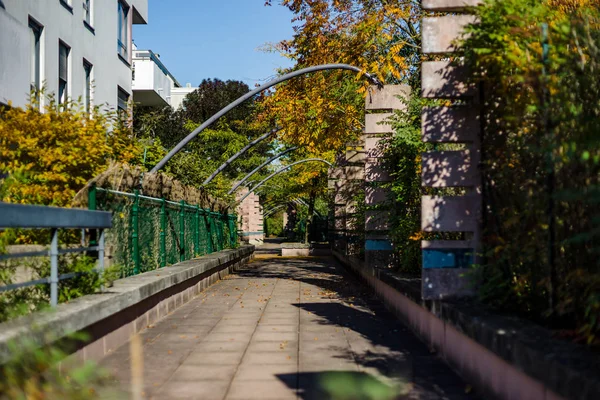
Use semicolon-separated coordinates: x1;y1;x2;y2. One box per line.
133;1;296;87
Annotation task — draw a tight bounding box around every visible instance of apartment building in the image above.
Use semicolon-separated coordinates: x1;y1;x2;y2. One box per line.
0;0;148;112
132;47;195;109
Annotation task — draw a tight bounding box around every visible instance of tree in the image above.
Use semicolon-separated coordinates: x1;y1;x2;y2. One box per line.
134;80;275;200
181;78;255;131
260;0;420;153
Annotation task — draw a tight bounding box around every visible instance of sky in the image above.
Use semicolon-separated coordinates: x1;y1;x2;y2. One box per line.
133;1;296;87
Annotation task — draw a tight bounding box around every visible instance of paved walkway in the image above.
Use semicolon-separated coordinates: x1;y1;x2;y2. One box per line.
100;252;476;399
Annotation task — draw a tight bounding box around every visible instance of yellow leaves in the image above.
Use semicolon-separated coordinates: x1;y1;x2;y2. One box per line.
259;0;418;155
0;96;141;207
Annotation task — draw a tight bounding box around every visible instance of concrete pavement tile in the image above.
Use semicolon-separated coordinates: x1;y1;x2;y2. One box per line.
299;358;358;372
169;364;238;382
253;331;298;342
246;340;298;353
234;363;297;381
226;379;297;399
217;318;261;326
255;325;298;333
184;351;244;365
154;379;230;399
241;351;297;365
194;340;248;353
203;332;254;342
212;324;257;334
299;330;345;342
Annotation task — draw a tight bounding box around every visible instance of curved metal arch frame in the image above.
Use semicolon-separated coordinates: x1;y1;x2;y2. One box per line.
203;127;281;186
228;146;299;194
263;197;322;219
236;158;332;205
150;64;381;173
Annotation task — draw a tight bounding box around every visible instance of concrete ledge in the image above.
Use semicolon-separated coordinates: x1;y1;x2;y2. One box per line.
281;243;331;257
0;245;255;365
333;250;599;400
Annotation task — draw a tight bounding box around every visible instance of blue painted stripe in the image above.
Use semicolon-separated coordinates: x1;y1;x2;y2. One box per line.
240;231;264;236
423;249;474;269
365;239;393;251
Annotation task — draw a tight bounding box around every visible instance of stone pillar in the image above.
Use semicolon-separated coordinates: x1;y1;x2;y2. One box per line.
236;188;264;245
328;154;348;254
421;0;481;299
344;140;365;256
364;85;410;268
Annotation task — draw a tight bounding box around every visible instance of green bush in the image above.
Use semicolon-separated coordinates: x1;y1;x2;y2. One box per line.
461;0;600;343
0;331;114;399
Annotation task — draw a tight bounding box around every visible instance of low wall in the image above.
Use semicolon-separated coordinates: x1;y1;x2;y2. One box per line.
0;245;255;366
281;243;331;257
333;250;599;400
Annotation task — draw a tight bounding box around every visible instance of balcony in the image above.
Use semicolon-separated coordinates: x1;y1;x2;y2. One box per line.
132;49;180;107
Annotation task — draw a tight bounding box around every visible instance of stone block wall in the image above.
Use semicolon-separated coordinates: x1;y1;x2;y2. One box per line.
236;188;264;245
421;0;482;299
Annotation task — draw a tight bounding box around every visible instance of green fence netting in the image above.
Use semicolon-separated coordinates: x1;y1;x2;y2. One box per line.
92;187;237;277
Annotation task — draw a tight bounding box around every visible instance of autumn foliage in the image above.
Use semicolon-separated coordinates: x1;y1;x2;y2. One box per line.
0;95;140;206
260;0;419;154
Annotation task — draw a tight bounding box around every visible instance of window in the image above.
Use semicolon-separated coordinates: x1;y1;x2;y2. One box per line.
83;0;92;26
83;60;92;113
29;18;42;95
117;1;129;60
58;41;70;105
60;0;73;13
117;87;129;114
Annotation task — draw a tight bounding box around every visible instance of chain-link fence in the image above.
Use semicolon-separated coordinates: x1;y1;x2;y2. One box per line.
91;186;237;277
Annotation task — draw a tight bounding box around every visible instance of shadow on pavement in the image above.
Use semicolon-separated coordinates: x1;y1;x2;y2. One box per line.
278;371;403;400
236;257;477;399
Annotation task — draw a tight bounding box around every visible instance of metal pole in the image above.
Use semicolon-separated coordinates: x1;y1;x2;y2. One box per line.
203;128;281;186
98;229;105;291
228;147;299;194
50;228;58;307
204;211;213;254
132;189;140;275
88;183;97;251
160;198;166;268
150;64;381;173
237;158;333;204
194;205;200;256
179;200;185;262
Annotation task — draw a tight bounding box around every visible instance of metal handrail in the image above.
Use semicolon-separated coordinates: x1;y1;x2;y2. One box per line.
0;202;110;307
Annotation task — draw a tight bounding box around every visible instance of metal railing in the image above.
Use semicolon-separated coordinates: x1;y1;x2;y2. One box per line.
0;202;112;307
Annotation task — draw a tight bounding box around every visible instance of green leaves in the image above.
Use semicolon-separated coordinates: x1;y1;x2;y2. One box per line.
459;0;600;343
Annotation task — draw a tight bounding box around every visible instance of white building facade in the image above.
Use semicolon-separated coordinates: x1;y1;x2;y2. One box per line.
132;48;180;107
0;0;148;112
131;47;195;110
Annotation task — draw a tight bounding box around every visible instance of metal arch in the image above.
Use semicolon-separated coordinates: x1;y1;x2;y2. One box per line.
228;146;299;194
264;199;322;219
264;204;291;219
203;127;281;186
237;158;332;204
251;183;322;217
150;64;382;173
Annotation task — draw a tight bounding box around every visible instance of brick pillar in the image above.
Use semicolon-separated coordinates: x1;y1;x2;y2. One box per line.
236;188;264;245
364;85;410;268
421;0;481;299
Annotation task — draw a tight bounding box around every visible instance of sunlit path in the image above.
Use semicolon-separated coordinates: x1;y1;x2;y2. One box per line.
100;248;476;399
